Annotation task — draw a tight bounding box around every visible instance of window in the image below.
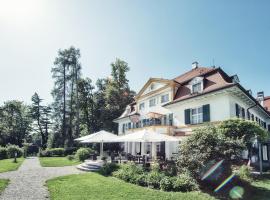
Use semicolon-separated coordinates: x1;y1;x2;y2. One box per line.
262;145;268;161
161;94;169;103
191;107;203;124
156;143;161;152
146;143;151;154
192;82;202;93
122;124;125;133
139;103;145;110
150;84;155;91
149;98;156;107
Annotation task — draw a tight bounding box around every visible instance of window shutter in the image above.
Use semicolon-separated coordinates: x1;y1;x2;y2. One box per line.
242;108;245;119
184;109;191;125
203;104;210;122
247;111;250;120
268;125;270;132
235;104;240;117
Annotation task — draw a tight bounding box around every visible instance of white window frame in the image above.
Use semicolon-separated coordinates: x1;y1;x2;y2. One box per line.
262;145;268;161
190;106;203;124
190;77;203;93
149;98;156;107
139;103;145;110
161;94;169;103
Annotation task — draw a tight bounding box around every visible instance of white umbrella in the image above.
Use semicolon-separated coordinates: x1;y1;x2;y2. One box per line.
113;129;181;143
80;130;119;157
112;129;181;159
74;134;94;141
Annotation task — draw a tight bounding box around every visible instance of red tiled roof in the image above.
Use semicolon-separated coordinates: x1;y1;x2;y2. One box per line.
172;66;234;103
264;96;270;112
174;67;217;84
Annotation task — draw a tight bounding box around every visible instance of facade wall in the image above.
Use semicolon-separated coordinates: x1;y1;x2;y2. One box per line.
166;92;231;127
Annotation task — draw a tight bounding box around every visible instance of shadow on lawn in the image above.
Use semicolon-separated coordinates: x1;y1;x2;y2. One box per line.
201;174;270;200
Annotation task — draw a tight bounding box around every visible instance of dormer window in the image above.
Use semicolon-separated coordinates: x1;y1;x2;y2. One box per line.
190;77;203;94
192;82;202;93
149;98;156;107
150;84;155;91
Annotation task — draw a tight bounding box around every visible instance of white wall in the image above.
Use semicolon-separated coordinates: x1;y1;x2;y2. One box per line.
166;92;231;126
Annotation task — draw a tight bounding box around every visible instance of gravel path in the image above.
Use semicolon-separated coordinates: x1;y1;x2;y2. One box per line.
0;157;85;200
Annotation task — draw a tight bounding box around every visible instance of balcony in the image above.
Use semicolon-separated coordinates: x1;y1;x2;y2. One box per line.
122;114;173;133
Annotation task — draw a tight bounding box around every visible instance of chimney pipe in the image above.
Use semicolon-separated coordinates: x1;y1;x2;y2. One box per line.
192;61;198;69
257;91;264;106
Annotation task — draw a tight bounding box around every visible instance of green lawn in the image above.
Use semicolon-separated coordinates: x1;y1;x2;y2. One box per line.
251;174;270;200
47;173;215;200
39;157;80;167
0;179;9;194
0;158;25;173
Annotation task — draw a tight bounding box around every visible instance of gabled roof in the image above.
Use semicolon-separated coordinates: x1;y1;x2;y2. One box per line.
174;67;217;84
135;78;174;100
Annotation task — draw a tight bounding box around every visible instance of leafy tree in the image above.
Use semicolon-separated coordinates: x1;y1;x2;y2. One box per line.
30;93;52;149
177;119;268;178
0;101;32;147
51;46;81;147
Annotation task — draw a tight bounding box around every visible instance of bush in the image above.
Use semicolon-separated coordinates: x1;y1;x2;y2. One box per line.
113;162;144;183
39;148;65;157
0;147;8;160
135;173;148;187
160;176;174;191
147;171;165;189
6;145;23;158
173;173;199;192
66;155;75;161
75;148;94;162
99;163;119;176
64;147;77;155
237;165;252;181
49;148;65;156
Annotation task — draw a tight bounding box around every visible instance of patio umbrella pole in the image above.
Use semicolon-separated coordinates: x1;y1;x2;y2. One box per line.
100;142;103;158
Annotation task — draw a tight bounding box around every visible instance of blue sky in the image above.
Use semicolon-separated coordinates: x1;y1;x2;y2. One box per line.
0;0;269;104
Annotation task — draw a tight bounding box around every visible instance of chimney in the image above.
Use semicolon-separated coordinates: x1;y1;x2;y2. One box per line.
192;61;199;69
257;91;264;106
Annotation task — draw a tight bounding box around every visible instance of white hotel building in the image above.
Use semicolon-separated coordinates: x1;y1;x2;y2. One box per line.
113;62;270;168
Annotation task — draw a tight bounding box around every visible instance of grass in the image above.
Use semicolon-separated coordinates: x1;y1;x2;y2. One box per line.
0;179;9;194
0;158;25;173
47;173;215;200
251;174;270;200
39;157;80;167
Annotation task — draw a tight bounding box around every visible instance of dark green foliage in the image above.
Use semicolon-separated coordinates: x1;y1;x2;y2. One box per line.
98;163;119;176
0;101;32;147
66;155;75;161
31;93;52;149
160;176;174;191
39;148;65;157
113;162;144;183
147;171;165;189
75;148;94;161
135;173;148;187
6;145;23;158
173;173;199;192
219;118;268;144
237;165;252;182
0;147;8;160
177;124;246;178
64;147;77;155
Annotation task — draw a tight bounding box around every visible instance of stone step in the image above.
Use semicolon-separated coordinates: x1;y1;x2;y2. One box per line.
76;164;101;172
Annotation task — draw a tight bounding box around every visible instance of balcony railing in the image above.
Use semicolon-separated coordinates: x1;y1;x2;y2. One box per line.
122;114;173;133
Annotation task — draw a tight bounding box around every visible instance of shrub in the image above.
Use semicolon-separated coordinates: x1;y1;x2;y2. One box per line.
75;148;94;162
39;149;52;157
113;162;144;183
66;155;75;161
64;147;77;156
160;176;174;191
99;163;119;176
49;148;65;156
162;160;177;176
0;147;7;160
135;173;148;187
237;165;252;181
147;171;165;189
6;145;23;158
173;173;199;192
